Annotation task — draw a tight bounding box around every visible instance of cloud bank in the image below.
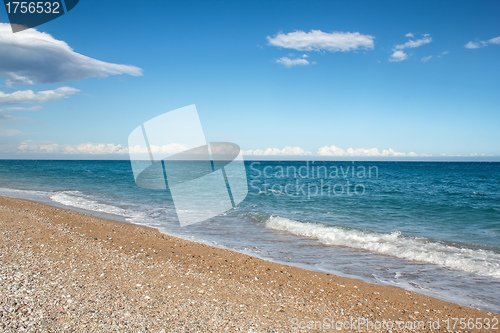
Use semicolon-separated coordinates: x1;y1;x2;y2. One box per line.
243;145;420;157
0;23;143;85
16;141;194;155
18;141;129;155
243;147;313;156
13;142;489;160
317;145;418;157
15;143;424;158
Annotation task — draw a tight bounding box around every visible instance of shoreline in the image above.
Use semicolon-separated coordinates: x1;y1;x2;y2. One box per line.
0;195;497;332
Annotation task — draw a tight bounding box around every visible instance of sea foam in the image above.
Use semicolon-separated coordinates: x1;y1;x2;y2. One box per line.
50;191;132;217
265;215;500;279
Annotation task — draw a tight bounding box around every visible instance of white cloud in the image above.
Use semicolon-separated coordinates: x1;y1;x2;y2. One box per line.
243;145;427;157
395;36;432;50
0;23;143;85
18;141;129;155
243;147;313;156
421;51;448;62
5;73;34;87
440;152;491;157
465;36;499;49
276;56;310;68
0;106;42;112
389;34;432;62
13;142;434;158
267;30;375;52
129;143;192;155
16;141;194;155
389;50;408;62
0;112;34;123
0;87;79;106
465;41;485;49
317;145;418;157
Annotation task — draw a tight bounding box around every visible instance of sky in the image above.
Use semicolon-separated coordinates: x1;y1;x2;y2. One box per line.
0;0;499;160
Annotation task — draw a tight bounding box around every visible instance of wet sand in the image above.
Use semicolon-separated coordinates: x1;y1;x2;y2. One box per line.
0;196;497;332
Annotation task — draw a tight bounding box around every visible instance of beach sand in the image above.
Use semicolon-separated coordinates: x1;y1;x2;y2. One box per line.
0;196;497;332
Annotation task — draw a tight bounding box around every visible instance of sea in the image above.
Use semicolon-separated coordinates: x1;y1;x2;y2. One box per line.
0;160;499;313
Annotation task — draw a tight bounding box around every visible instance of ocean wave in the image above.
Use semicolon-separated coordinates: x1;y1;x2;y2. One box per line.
265;216;500;279
0;187;48;199
257;189;285;195
50;191;132;217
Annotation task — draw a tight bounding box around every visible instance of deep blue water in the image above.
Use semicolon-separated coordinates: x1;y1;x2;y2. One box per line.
0;160;499;313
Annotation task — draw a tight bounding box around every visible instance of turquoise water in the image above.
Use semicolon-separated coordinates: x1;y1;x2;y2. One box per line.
0;160;499;312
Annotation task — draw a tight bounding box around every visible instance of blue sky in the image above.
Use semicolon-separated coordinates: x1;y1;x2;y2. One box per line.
0;0;499;160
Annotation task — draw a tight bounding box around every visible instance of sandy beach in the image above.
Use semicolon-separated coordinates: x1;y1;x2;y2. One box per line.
0;195;497;332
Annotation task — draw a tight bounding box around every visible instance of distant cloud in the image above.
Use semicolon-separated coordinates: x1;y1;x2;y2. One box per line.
0;128;23;137
0;106;42;112
17;141;129;155
0;105;42;136
389;50;408;62
421;55;433;62
0;23;143;85
389;33;432;62
394;36;432;50
129;143;191;155
276;56;310;68
421;51;448;62
16;141;195;155
0;106;40;123
242;145;424;157
317;145;419;157
13;142;439;158
440;152;491;157
243;147;313;156
465;36;500;49
465;41;486;49
0;87;79;106
0;87;76;136
267;30;375;52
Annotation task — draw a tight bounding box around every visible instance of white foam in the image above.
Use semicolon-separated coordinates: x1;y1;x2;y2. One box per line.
0;187;49;201
258;189;285;195
50;191;132;217
265;216;500;279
